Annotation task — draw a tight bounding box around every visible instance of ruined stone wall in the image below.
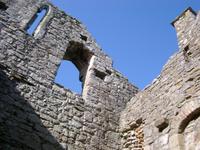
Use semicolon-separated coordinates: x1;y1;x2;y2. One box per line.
2;0;199;150
120;8;200;150
0;0;138;149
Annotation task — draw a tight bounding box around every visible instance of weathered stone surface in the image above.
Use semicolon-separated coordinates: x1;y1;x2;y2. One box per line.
120;7;200;150
0;0;138;149
0;1;200;150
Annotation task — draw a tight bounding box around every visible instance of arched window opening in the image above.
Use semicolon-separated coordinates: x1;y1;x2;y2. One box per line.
55;41;93;94
26;6;48;36
0;2;8;10
178;107;200;134
178;107;200;150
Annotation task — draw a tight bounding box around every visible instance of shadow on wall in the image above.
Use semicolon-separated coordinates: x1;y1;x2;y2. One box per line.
0;67;65;150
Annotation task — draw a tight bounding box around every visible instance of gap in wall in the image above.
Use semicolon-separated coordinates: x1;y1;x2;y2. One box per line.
26;9;47;35
54;60;82;94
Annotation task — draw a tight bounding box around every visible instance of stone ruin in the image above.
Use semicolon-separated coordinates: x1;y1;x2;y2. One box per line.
0;0;199;149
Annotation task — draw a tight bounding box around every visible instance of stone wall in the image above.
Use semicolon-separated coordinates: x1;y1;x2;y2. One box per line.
1;0;200;150
120;8;200;150
121;119;144;150
0;0;138;149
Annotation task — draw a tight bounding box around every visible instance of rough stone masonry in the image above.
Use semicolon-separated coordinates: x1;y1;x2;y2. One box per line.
0;0;199;150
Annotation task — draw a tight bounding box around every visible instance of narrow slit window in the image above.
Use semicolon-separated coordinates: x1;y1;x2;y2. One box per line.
26;7;48;36
183;45;191;62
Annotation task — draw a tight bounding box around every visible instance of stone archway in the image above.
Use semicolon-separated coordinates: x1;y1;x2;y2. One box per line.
175;100;200;150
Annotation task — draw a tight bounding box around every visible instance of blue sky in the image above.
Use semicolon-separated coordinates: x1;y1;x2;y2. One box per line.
47;0;200;93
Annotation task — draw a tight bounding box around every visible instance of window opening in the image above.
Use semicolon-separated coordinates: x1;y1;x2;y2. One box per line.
94;69;106;80
80;34;88;41
178;107;200;150
55;60;82;93
55;42;93;94
26;7;48;36
183;45;191;62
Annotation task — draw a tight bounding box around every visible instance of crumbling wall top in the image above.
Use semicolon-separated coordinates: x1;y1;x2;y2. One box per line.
171;7;197;27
